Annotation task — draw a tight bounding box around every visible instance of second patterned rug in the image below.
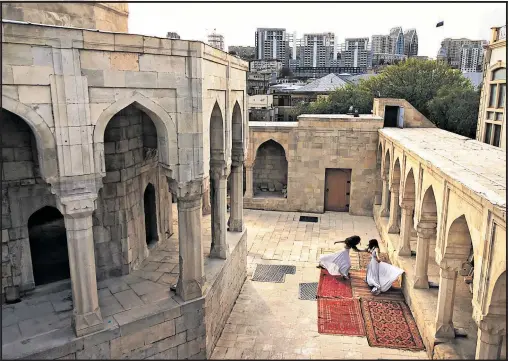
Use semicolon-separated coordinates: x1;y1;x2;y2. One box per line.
361;299;425;351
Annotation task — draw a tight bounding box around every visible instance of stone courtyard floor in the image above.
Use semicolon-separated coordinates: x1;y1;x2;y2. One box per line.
211;209;429;360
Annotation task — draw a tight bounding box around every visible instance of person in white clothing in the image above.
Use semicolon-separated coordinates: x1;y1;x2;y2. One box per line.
317;235;362;280
363;239;404;295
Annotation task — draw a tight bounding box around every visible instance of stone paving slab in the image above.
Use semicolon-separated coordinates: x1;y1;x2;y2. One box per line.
211;209;429;360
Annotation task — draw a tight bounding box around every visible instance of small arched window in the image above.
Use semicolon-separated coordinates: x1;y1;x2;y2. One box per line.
484;67;506;147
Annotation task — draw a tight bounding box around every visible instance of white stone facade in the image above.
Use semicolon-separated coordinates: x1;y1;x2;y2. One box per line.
1;18;248;349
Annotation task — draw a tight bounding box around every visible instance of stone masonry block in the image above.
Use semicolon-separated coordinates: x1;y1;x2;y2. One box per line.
145;319;176;344
12;66;54;85
31;46;53;67
114;34;144;52
76;341;110;359
125;71;157;88
83;31;115;51
2;43;33;66
111;53;139;71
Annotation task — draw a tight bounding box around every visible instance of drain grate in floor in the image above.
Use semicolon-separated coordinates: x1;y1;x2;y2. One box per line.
252;264;286;283
280;265;296;274
299;216;319;223
299;282;318;300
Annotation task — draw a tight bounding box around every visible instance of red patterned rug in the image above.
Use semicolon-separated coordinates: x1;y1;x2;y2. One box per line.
317;269;353;298
361;299;425;351
318;298;365;336
350;270;404;302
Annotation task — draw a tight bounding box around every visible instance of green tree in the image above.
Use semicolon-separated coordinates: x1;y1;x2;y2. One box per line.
427;85;480;138
292;59;480;138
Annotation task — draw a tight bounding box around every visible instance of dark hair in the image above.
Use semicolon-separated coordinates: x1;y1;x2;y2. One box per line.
367;239;379;251
344;235;361;249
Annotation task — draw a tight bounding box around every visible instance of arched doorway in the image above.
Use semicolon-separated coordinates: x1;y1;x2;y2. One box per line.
28;207;70;286
399;168;416;256
144;183;158;247
253;140;288;198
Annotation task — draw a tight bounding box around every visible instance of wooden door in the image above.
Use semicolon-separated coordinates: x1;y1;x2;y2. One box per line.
324;169;351;212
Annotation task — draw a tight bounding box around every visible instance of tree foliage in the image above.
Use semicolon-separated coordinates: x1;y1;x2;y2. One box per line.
293;59;480;138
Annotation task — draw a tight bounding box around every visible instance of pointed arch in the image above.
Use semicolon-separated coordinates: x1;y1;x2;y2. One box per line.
402;168;416;209
391;158;401;187
231;101;243;158
93;93;177;173
443;215;473;268
210;101;225;163
420;185;438;223
383;147;391;179
2;95;58;181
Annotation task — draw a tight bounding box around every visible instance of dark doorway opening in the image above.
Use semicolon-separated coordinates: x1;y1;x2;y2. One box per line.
144;183;158;247
28;206;70;286
384;106;399;127
324;168;352;212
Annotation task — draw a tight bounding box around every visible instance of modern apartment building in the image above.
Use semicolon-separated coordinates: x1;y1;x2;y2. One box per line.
292;32;338;68
208;29;225;51
476;25;506;149
460;44;484;72
403;29;418;57
255;28;292;65
249;59;283;74
389;26;405;55
372;34;391;54
340;37;372;69
437;38;487;69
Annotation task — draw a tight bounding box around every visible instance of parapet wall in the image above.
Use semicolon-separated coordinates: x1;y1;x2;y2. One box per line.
245;115;384;215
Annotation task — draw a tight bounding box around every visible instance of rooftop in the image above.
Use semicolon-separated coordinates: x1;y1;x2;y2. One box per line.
380;128;506;208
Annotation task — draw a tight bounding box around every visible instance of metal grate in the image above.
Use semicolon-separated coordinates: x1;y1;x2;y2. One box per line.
252;264;286;283
299;282;318;300
280;265;296;274
299;216;318;223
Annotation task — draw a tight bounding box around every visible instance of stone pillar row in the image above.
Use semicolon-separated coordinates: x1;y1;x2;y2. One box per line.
245;165;254;198
414;222;435;289
58;195;104;337
435;266;457;339
209;167;229;259
229;163;244;232
379;177;390;217
387;184;400;233
398;205;413;256
475;318;505;359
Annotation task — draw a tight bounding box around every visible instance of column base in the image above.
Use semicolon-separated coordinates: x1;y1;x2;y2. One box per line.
210;244;229;259
229;219;244;232
413;276;430;289
177;279;203;302
435;323;456;339
73;308;104;337
388;225;400;234
397;245;411;257
380;208;390;217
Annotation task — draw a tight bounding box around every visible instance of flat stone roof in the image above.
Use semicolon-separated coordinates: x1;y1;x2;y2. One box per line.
380;128;506;208
249;122;299;127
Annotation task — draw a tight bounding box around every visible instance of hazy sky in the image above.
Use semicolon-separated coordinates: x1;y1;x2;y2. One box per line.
129;2;506;58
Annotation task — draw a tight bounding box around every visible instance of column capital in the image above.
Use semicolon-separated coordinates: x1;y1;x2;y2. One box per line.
231;149;245;166
57;194;98;218
168;178;203;202
209;163;229;181
439;266;458;279
475;316;507;335
416;222;436;238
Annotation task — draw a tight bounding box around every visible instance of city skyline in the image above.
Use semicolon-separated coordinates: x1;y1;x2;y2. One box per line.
128;2;505;58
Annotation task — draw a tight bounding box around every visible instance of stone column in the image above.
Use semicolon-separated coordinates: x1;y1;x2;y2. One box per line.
229;163;244;232
176;185;204;301
475;319;505;360
387;184;400;233
59;197;103;337
379;177;390;217
414;223;435;289
210;169;229;259
435;267;457;339
398;206;413;256
245;165;254;198
202;177;211;216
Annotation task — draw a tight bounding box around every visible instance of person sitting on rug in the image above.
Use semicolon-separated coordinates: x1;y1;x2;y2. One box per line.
363;239;404;295
317;235;362;280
